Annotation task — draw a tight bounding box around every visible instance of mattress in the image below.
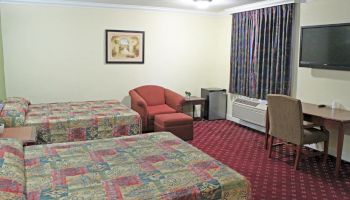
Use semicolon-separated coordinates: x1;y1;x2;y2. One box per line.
25;100;141;144
24;132;251;199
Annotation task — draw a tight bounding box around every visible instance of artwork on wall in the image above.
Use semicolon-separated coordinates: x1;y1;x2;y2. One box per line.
105;30;145;64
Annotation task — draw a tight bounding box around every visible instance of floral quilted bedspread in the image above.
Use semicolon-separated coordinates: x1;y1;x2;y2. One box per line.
0;138;25;200
24;132;251;200
25;100;141;144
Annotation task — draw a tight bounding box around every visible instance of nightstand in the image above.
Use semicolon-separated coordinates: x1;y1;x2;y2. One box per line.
183;96;206;120
1;127;37;146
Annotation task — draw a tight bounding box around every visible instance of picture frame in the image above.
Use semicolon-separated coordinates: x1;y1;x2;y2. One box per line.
105;30;145;64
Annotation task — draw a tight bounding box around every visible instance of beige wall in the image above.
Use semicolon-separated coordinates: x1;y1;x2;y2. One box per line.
0;13;5;100
1;4;227;106
296;0;350;110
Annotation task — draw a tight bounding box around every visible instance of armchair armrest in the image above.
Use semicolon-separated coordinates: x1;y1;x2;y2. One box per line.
165;89;185;112
129;90;147;108
129;90;148;130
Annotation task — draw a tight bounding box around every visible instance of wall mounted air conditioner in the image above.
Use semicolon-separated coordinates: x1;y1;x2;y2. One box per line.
231;96;267;132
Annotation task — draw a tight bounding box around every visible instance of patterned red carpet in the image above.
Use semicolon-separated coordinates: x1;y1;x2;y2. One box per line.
189;120;350;200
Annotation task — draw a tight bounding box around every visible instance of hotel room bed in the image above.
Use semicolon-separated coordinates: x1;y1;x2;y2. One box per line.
3;132;250;200
0;98;142;144
26;100;141;144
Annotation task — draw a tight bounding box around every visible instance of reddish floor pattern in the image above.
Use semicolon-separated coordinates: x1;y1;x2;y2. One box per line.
189;120;350;200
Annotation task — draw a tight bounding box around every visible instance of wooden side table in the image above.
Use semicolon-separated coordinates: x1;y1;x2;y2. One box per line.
1;127;37;146
183;96;206;120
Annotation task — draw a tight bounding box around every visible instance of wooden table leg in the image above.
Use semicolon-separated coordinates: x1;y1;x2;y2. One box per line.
200;103;205;119
336;122;344;177
192;104;195;118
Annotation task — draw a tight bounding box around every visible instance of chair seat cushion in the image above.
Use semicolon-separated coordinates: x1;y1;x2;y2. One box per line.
303;128;329;144
147;105;176;120
155;113;193;127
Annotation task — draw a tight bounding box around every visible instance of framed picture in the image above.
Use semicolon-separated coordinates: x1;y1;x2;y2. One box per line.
105;30;145;64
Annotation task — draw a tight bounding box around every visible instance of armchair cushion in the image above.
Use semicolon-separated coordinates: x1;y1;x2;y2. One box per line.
147;105;176;120
135;85;165;106
165;89;185;112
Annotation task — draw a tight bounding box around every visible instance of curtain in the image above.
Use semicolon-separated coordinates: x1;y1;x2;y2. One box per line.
229;4;294;100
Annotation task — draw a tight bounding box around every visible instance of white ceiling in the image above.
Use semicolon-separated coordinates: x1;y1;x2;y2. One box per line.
66;0;265;12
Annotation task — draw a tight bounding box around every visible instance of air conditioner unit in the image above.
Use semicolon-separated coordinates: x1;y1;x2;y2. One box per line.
231;97;267;132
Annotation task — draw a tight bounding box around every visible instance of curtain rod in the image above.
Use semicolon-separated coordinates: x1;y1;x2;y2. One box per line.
224;0;306;14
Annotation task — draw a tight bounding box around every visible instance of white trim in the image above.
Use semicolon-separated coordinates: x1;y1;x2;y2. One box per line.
224;0;305;14
226;114;240;124
0;0;221;16
226;114;266;133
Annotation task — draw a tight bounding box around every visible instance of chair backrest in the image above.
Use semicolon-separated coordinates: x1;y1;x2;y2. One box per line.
267;94;304;145
134;85;165;106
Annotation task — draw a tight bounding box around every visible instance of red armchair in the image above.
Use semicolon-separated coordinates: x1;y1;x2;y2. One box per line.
129;85;185;132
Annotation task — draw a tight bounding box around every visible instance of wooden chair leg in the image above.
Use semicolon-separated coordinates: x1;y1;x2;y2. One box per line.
323;140;329;164
265;108;269;150
294;145;302;170
268;136;274;158
265;134;269;150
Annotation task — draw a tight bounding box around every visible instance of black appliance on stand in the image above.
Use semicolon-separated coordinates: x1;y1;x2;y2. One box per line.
201;88;227;120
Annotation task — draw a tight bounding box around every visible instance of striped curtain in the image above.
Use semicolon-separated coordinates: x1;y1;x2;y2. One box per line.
229;4;294;100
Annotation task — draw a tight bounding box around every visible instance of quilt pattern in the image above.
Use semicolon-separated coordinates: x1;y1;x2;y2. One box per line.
0;102;27;127
0;138;25;200
24;132;250;200
25;100;141;144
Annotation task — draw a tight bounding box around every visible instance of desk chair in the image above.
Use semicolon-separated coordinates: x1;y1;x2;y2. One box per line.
267;94;329;170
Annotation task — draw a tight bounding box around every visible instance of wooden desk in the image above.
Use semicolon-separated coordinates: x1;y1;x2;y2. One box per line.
302;103;350;176
183;96;206;119
265;102;350;176
1;127;37;146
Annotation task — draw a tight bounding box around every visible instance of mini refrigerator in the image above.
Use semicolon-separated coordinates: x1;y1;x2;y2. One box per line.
201;88;227;120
